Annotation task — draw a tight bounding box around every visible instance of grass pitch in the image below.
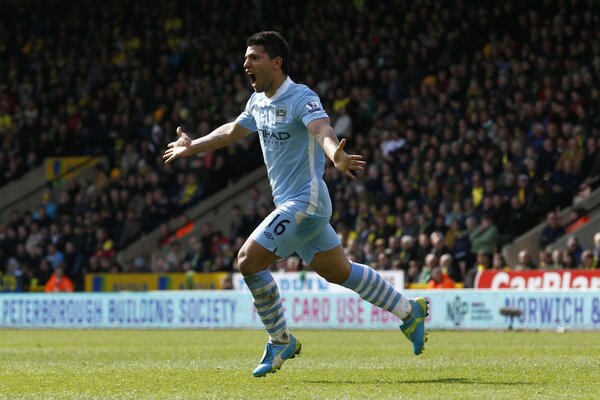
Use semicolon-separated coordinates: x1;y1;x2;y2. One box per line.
0;330;598;399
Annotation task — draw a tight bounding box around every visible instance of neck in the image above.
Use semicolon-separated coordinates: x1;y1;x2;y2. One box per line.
265;74;287;98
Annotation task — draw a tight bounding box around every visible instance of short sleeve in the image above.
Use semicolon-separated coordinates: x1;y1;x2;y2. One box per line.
294;89;329;127
235;95;258;132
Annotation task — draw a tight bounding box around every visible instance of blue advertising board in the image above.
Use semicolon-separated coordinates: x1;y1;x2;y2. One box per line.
0;290;598;330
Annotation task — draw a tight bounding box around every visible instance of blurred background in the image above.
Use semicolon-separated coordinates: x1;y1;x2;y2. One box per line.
0;0;599;296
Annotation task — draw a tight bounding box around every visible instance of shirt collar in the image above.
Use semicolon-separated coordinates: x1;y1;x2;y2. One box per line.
266;76;293;103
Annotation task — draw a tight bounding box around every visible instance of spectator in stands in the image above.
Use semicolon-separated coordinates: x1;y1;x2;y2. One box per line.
469;214;499;257
550;249;566;270
560;250;575;270
229;205;244;241
165;241;185;272
44;265;74;293
418;254;438;285
492;253;510;271
503;196;532;242
539;212;565;248
387;236;402;261
514;250;537;271
416;233;432;262
45;244;65;269
375;250;392;270
530;181;555;223
464;251;491;288
63;242;84;290
566;236;584;268
398;235;417;270
580;250;598;270
430;231;449;258
439;253;461;283
427;267;455;289
405;260;421;287
594;233;600;259
452;219;472;275
184;236;209;273
538;250;555;270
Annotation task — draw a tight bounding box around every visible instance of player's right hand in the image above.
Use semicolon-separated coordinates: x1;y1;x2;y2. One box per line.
163;126;192;163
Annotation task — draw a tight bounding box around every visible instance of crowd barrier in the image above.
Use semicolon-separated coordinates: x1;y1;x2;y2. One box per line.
1;290;598;330
84;273;229;291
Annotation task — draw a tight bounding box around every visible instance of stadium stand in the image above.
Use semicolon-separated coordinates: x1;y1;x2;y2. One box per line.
0;0;599;291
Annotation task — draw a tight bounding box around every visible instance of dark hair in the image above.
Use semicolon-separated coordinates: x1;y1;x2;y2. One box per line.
246;31;290;74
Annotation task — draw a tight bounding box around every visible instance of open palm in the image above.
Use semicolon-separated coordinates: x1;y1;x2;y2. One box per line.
163;127;192;163
333;138;366;180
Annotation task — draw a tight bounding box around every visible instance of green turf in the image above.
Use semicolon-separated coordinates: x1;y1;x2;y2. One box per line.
0;330;598;399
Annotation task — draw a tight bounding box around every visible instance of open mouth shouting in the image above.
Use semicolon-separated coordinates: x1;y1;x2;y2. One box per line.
247;71;257;87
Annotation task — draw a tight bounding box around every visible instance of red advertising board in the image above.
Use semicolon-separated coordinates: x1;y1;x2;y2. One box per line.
475;270;600;290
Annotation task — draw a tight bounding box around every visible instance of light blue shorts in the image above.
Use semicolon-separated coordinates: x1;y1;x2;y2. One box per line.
250;206;341;264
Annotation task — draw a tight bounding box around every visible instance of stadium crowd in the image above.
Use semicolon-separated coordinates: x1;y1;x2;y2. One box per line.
0;0;599;291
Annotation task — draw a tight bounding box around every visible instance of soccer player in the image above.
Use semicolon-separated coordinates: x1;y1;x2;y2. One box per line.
163;31;429;377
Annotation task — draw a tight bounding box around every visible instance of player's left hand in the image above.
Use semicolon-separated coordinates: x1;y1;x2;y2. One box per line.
333;138;366;180
163;126;193;163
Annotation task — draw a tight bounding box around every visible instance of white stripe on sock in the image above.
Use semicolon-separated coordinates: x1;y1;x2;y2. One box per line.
364;275;386;303
383;292;401;312
251;280;277;296
260;303;283;321
353;267;371;294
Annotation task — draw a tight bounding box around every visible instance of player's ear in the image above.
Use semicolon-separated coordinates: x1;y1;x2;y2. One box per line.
272;56;283;70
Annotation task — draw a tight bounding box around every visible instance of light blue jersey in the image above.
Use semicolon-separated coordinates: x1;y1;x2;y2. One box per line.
235;77;332;218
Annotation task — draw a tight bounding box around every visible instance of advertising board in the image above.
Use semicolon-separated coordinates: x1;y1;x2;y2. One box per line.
1;290;598;330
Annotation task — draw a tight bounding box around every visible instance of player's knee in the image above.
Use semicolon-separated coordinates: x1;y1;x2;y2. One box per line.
237;248;251;276
237;247;262;276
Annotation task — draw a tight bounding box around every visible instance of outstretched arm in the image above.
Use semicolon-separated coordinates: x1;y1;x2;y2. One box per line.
308;118;366;179
163;122;252;163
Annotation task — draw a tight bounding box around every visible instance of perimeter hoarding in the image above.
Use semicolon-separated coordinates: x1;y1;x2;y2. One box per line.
1;290;598;330
475;270;600;289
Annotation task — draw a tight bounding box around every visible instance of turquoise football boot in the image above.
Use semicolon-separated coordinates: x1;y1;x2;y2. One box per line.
399;297;429;355
252;334;302;377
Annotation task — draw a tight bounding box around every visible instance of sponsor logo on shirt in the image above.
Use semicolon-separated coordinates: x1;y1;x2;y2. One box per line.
259;129;291;145
305;101;321;113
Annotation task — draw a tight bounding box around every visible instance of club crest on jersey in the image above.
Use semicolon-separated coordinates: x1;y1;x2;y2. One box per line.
305;101;321;113
275;107;287;122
